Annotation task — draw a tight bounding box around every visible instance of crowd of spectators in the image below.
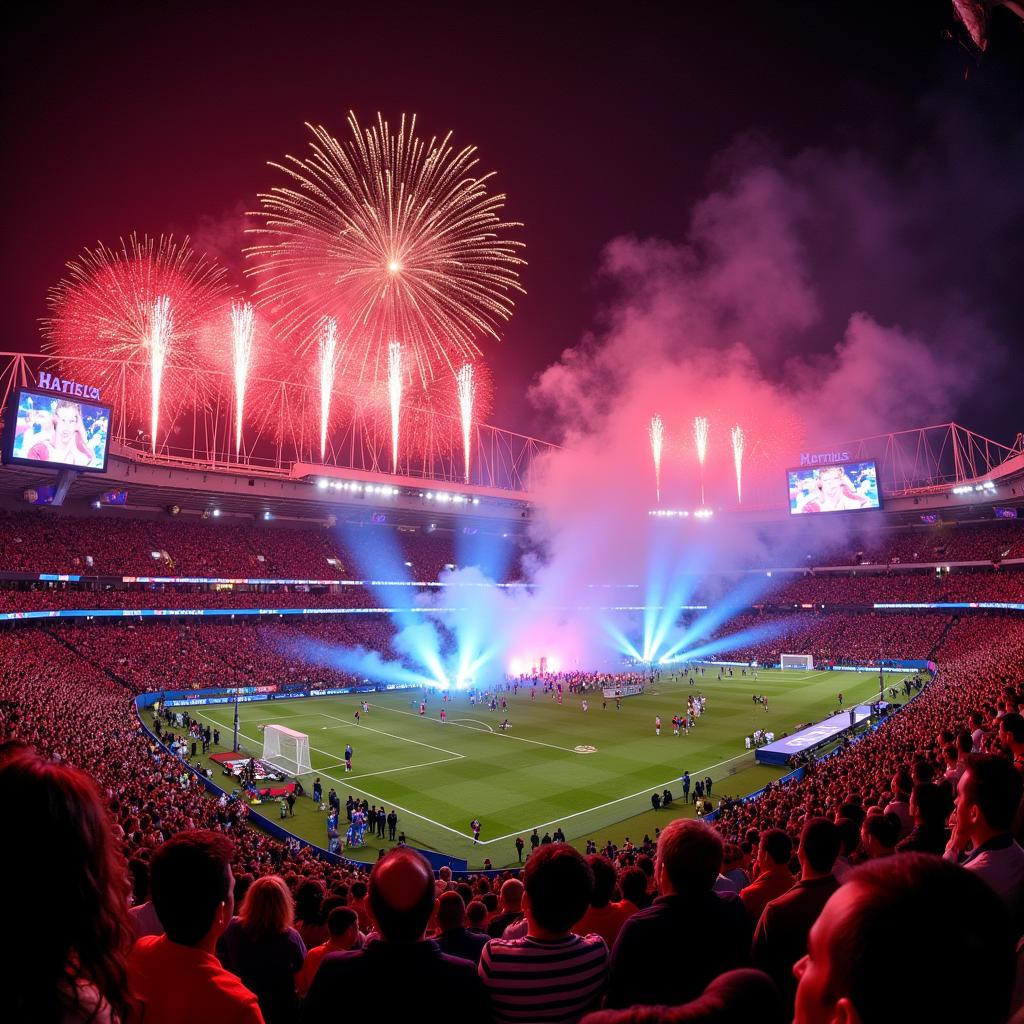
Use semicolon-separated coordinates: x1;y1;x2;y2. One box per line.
1;509;1021;585
703;610;953;664
767;566;1024;606
2;562;1021;616
0;509;522;581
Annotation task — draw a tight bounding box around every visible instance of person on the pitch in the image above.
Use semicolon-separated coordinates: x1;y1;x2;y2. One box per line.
515;835;525;862
471;818;482;844
655;715;661;736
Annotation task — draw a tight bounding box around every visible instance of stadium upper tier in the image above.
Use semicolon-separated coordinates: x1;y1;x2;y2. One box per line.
0;511;1022;581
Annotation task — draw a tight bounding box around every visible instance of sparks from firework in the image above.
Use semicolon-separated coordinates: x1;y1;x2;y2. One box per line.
693;416;710;505
649;414;664;502
148;297;172;454
246;112;526;390
43;235;231;429
457;363;475;483
230;302;256;456
731;424;745;504
388;341;403;473
318;318;339;462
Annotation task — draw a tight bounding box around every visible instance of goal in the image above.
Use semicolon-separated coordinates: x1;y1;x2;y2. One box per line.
261;724;312;776
780;654;814;671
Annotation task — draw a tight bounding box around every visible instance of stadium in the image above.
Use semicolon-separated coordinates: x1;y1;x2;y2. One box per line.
4;6;1024;1024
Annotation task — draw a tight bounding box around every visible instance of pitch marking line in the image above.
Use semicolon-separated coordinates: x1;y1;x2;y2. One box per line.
475;748;756;846
315;712;465;758
367;701;579;754
451;718;494;732
190;712;463;785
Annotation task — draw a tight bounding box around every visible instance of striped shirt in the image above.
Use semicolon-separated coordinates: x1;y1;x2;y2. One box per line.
479;932;609;1024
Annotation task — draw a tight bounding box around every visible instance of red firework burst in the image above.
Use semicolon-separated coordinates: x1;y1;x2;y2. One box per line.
43;235;232;443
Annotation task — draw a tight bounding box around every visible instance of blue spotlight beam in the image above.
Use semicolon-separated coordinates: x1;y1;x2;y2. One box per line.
658;574;777;663
659;617;799;665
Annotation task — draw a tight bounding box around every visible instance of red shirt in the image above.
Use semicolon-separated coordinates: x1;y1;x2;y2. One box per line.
128;935;264;1024
740;868;795;923
296;938;355;997
575;901;634;948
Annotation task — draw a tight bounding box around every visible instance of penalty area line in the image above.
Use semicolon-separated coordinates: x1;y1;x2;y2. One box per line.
191;712;463;784
316;712;465;758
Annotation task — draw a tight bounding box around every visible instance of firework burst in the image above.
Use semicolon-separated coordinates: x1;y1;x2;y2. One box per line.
693;415;709;504
246;113;525;390
457;363;476;483
649;414;664;502
388;341;403;473
230;302;256;455
318;318;339;461
148;297;172;454
731;424;745;504
43;234;231;439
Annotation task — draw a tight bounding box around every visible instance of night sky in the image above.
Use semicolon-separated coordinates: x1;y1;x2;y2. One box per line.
2;2;1021;440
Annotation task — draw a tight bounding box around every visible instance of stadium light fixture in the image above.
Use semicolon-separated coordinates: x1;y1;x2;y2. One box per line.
212;508;221;517
317;479;329;490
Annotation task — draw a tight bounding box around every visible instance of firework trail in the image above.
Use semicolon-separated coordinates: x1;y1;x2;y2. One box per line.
693;415;709;505
731;424;745;504
230;302;255;456
649;414;664;502
457;363;475;483
318;318;339;462
43;235;230;429
148;297;172;453
388;341;403;473
246;113;525;391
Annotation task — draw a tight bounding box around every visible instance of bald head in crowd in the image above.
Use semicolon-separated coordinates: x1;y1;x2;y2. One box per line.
499;877;524;909
368;847;436;943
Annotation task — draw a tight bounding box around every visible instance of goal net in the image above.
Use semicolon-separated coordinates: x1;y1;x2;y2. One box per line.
781;654;814;671
261;724;312;776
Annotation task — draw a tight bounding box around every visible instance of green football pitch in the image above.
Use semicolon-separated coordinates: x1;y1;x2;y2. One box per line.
184;668;911;868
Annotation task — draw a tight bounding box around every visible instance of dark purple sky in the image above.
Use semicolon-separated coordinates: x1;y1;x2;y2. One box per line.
2;2;1021;439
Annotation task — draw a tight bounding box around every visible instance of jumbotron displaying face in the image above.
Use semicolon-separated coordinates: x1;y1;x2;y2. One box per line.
54;402;82;447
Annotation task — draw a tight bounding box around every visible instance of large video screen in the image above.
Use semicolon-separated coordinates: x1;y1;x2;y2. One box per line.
3;388;111;472
787;459;881;515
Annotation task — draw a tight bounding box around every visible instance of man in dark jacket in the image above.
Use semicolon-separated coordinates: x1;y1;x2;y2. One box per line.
434;891;488;964
303;848;486;1022
605;819;750;1008
752;817;840;1014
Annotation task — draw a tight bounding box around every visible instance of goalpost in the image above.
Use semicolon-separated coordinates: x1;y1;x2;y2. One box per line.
262;724;312;776
780;654;814;671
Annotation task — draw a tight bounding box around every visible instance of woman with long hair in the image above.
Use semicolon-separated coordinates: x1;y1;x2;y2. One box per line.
0;748;132;1022
217;874;306;1024
293;879;329;949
